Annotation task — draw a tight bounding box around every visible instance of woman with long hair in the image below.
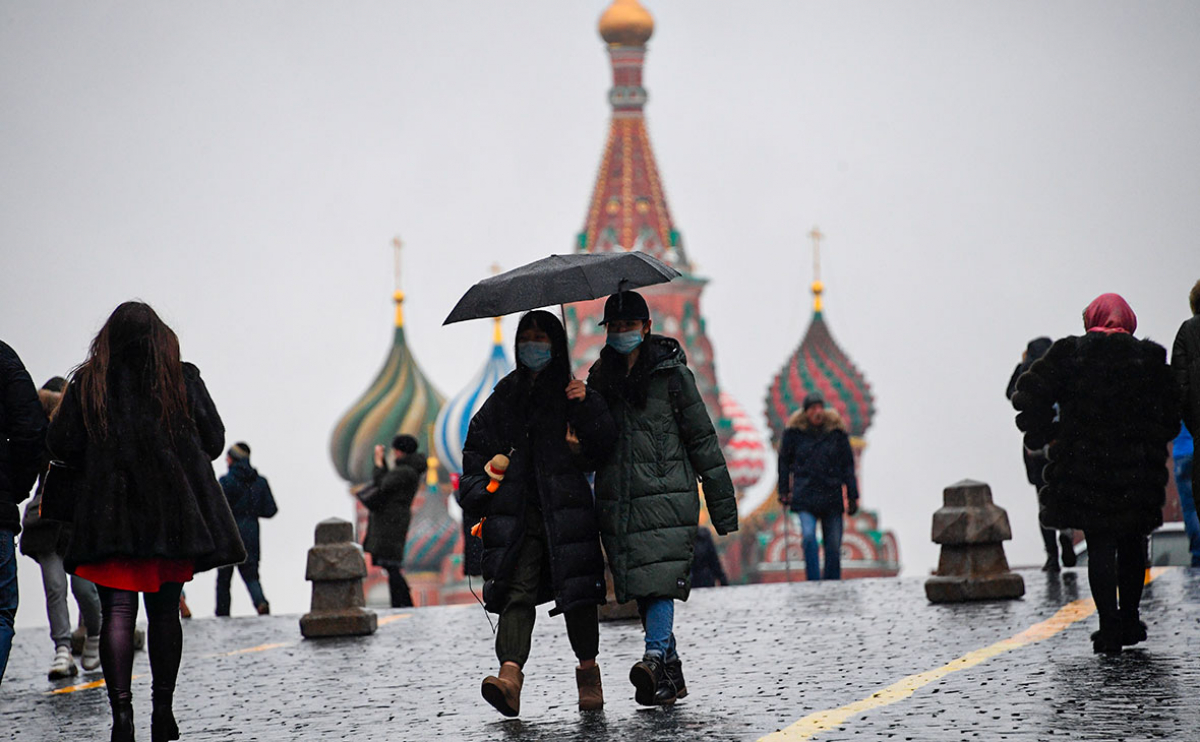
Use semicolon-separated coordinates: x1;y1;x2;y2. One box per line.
48;301;245;741
459;310;615;717
1013;293;1180;653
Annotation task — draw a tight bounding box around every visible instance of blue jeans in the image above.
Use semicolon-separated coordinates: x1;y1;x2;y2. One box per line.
215;561;268;615
798;510;844;581
636;597;677;662
0;529;17;684
1176;454;1200;567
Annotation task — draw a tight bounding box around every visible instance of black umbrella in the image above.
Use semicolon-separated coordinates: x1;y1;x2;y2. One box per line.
443;252;681;325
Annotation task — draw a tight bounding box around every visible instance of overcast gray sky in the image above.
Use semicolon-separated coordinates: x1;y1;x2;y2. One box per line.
3;1;1198;625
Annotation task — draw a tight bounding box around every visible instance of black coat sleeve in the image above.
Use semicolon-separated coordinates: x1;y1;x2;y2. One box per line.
777;429;795;496
459;396;500;517
1;344;48;500
567;387;616;471
1013;339;1071;450
46;380;87;467
184;363;225;460
1175;321;1196;434
673;367;738;535
839;431;859;502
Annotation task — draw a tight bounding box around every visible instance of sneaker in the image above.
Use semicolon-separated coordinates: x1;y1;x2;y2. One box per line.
630;655;666;706
48;646;78;679
81;635;101;671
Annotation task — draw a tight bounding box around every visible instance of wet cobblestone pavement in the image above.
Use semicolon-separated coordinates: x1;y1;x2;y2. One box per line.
3;567;1198;741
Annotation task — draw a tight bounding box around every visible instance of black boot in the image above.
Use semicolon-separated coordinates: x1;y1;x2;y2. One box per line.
152;688;179;742
629;655;666;706
110;701;135;742
1119;612;1147;646
1091;624;1122;655
1059;533;1077;568
656;658;686;704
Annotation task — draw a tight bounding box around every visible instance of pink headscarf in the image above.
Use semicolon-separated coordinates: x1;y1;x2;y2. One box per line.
1083;293;1137;335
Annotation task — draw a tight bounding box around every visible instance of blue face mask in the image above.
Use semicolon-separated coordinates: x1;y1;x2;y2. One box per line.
606;330;644;355
518;341;553;372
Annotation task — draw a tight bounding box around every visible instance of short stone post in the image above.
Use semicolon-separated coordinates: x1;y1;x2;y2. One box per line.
925;479;1025;603
300;518;378;638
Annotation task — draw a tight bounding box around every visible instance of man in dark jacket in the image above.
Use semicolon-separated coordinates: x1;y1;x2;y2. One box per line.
216;442;275;616
777;392;859;582
0;340;49;682
689;527;728;588
1171;279;1200;566
365;435;426;608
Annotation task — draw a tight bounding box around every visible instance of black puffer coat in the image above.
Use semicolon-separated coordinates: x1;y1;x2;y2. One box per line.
1013;333;1180;535
47;363;247;573
777;407;858;516
363;456;425;566
1173;313;1200;438
0;340;47;534
459;370;616;615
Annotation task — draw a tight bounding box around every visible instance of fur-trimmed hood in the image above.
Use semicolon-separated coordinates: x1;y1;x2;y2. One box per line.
786;406;848;434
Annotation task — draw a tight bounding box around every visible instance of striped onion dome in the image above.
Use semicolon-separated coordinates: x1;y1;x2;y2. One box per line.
330;290;445;485
765;285;874;445
719;392;768;490
404;487;461;573
434;318;513;475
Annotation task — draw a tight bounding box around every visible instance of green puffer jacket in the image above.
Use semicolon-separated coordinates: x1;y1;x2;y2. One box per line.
588;336;738;604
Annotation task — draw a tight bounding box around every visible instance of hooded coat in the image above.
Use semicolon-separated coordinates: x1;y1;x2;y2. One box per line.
0;341;47;535
459;370;616;615
587;336;738;604
218;458;275;562
363;455;426;566
1013;333;1180;534
777;407;859;515
47;363;247;573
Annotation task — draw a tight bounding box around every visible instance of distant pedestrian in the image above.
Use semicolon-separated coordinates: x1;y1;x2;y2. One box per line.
587;291;738;707
776;392;859;581
364;434;427;609
689;527;728;588
1013;293;1179;654
216;442;277;616
1171;423;1198;566
461;310;615;717
1006;337;1077;571
1171;279;1200;567
20;377;103;679
47;301;246;740
0;340;48;684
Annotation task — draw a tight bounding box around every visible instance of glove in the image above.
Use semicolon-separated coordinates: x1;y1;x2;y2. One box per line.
847;500;859;516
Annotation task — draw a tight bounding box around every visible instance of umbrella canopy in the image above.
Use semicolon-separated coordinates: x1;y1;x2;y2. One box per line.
443;252;680;325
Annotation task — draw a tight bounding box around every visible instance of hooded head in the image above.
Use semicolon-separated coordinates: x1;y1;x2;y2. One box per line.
1083;293;1137;335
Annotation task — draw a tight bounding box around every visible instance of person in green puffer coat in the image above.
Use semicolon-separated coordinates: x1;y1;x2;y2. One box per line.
586;290;738;708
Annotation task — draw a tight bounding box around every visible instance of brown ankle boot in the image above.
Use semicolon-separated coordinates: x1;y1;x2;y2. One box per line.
481;664;523;717
576;664;604;711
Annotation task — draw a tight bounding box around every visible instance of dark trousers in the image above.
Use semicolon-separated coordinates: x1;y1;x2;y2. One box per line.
215;561;267;615
383;565;413;608
97;583;184;707
1084;530;1147;632
495;509;599;668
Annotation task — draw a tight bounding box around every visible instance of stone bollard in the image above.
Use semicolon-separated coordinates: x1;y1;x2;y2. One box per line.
925;479;1025;603
299;518;378;638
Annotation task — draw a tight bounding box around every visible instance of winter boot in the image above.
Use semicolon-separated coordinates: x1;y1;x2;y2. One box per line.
629;655;666;706
576;664;604;711
658;658;687;703
256;602;271;615
110;701;135;742
1119;612;1148;646
1091;625;1122;655
152;686;179;742
481;664;523;717
1059;534;1077;567
48;645;78;679
1041;556;1060;573
81;635;102;671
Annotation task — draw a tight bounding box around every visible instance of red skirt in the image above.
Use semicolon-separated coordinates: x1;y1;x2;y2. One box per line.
75;557;195;592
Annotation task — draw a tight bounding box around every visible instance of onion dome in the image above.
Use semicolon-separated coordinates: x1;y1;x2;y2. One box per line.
330;287;445;485
599;0;654;47
404;487;462;573
719;392;768;490
434;318;514;475
765;229;874;445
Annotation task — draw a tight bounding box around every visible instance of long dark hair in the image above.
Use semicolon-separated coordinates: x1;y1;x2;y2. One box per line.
515;310;572;387
75;301;189;437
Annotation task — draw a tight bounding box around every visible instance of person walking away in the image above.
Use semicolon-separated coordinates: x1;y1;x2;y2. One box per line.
20;377;103;678
689;527;728;588
776;392;859;581
0;340;48;684
364;434;426;608
47;301;246;741
1171;279;1200;567
587;291;738;706
1171;423;1198;566
460;310;616;717
1006;337;1076;571
216;442;276;616
1013;293;1179;654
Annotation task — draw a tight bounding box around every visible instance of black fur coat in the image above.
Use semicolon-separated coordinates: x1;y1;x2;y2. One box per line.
47;363;246;573
1012;333;1180;535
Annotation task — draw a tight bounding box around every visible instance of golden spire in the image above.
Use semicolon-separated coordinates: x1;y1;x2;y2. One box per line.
425;423;438;487
392;236;405;328
491;263;503;345
809;226;824;314
599;0;654;47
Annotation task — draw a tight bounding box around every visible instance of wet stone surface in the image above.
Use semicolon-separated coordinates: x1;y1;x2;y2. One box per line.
3;568;1199;741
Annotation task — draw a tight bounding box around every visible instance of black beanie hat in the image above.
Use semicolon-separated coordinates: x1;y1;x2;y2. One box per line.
599;290;650;326
229;442;251;460
802;392;826;411
392;435;419;455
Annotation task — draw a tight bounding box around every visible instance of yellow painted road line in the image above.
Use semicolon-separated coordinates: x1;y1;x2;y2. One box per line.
217;641;293;656
378;613;413;627
48;674;143;696
758;568;1169;742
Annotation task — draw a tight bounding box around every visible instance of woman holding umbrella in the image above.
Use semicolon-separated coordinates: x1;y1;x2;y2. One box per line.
459;310;616;717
